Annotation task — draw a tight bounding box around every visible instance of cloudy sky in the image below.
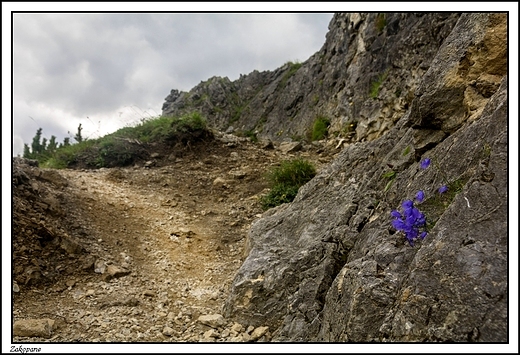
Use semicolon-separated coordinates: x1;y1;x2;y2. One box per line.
8;9;333;156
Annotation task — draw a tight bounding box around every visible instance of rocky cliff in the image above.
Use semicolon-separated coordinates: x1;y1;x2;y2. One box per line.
162;13;461;143
219;13;507;342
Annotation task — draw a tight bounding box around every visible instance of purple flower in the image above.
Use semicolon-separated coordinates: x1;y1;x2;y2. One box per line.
420;158;431;169
438;185;448;194
391;210;402;218
391;199;428;246
415;190;425;203
402;199;413;210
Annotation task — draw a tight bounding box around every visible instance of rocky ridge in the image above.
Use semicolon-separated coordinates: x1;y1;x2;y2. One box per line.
223;13;508;342
162;13;461;144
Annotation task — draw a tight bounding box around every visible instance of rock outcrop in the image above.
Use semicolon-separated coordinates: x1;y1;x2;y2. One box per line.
162;13;461;143
223;13;508;342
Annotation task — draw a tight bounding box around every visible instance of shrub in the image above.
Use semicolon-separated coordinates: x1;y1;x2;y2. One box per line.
311;116;330;141
260;158;316;210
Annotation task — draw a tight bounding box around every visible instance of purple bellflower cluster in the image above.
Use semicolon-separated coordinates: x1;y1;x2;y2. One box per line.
390;157;448;246
391;193;428;246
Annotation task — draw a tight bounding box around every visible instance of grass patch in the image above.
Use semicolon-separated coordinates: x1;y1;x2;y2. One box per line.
382;170;397;192
369;70;389;99
375;13;387;32
260;158;316;210
310;116;330;141
280;61;302;88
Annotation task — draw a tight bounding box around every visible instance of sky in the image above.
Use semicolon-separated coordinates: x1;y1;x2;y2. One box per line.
8;9;334;157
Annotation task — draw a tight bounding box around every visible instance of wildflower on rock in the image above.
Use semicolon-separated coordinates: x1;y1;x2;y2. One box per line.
420;158;431;169
390;194;428;246
438;185;448;194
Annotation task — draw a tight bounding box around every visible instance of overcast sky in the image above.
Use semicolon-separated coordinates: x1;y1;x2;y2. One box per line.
9;11;333;156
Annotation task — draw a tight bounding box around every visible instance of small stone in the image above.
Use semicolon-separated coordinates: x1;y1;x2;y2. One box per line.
162;326;175;337
221;328;230;338
102;265;131;282
250;326;269;340
143;290;155;297
203;328;219;339
197;314;226;328
231;322;243;333
14;319;53;338
13;282;20;293
94;259;106;274
66;279;76;288
278;141;302;154
246;325;255;334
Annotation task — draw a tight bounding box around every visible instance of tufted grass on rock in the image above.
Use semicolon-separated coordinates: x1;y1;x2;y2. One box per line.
260;158;316;210
311;116;330;141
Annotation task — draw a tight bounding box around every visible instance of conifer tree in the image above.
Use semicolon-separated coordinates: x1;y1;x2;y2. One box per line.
31;128;43;155
74;123;83;143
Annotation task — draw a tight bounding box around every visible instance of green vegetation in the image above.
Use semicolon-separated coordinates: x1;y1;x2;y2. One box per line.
375;13;387;32
260;158;316;210
310;115;330;141
24;112;209;169
280;61;302;88
369;70;389;99
402;145;411;156
382;169;397;192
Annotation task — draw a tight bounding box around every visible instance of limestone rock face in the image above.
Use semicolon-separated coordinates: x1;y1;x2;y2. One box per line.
223;13;508;342
162;13;460;143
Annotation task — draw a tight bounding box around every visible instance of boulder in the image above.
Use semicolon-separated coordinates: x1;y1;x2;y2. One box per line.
14;319;54;338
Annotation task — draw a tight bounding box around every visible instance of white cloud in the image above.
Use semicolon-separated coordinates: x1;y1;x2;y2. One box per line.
10;12;334;156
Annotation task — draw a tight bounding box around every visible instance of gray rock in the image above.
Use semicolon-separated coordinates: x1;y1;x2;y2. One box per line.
224;13;507;342
278;141;302;154
161;14;460;144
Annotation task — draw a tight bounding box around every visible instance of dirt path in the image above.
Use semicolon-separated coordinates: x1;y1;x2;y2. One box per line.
12;136;338;342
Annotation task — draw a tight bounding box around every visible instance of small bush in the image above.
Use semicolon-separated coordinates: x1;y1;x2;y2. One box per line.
311;116;330;141
260;158;316;210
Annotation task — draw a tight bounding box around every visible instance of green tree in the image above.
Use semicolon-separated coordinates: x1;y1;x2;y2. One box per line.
47;135;58;154
62;137;70;147
74;123;83;143
41;137;48;152
31;128;43;155
23;143;32;159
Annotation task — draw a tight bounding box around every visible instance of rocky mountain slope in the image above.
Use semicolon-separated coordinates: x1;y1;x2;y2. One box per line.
12;12;508;345
221;13;508;342
162;13;461;144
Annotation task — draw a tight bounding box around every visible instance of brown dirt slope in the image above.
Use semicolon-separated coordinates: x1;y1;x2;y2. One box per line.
11;133;338;342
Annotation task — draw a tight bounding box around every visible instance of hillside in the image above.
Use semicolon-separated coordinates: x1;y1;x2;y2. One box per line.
11;12;508;344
